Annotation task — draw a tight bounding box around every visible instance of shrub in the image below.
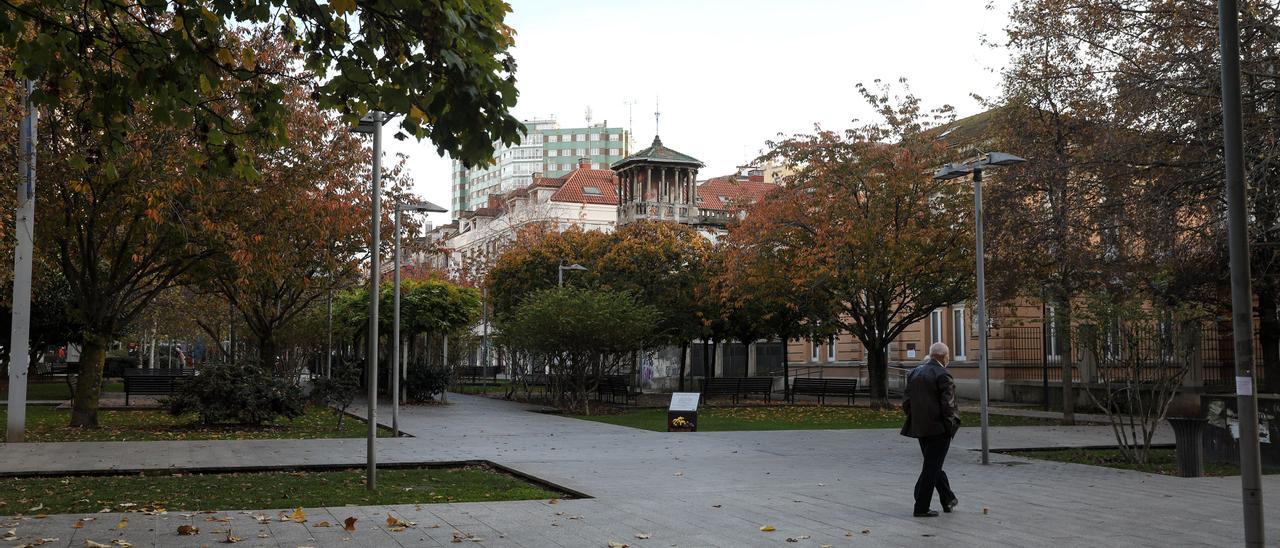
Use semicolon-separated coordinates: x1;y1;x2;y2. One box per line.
406;360;451;402
309;359;362;429
167;364;304;425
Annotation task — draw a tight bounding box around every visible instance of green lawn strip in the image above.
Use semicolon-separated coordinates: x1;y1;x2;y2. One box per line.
451;381;512;395
0;466;559;515
0;405;391;442
568;405;1055;432
16;381;124;401
1005;447;1280;477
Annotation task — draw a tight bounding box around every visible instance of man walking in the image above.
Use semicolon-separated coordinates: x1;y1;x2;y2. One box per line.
901;342;960;517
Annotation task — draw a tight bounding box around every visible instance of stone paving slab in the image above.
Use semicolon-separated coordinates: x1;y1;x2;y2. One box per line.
0;393;1277;547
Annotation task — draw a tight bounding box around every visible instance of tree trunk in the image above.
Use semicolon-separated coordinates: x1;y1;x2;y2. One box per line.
1258;278;1280;393
709;339;718;379
866;343;889;409
1056;298;1076;425
69;333;110;427
257;334;278;374
782;339;790;399
678;341;687;391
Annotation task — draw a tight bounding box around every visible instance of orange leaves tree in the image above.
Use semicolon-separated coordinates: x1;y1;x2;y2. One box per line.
198;75;371;374
730;83;974;408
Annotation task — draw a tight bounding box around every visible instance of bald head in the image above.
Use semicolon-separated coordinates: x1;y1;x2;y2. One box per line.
929;342;950;365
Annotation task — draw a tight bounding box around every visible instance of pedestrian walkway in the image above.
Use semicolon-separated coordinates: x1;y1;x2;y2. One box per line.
0;393;1275;546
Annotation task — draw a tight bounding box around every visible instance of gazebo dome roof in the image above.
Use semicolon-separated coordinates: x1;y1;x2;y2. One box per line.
610;135;704;170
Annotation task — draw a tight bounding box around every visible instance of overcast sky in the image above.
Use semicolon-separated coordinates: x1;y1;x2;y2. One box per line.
387;0;1014;226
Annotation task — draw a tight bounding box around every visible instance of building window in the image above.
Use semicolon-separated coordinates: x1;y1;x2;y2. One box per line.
577;134;587;142
610;148;620;156
583;186;603;196
827;337;836;361
930;309;943;345
951;307;966;360
547;135;558;143
810;341;819;362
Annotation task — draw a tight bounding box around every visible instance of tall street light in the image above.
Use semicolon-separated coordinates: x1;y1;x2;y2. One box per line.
558;262;587;287
1217;0;1265;543
351;111;386;491
6;79;36;443
934;151;1026;466
392;198;447;438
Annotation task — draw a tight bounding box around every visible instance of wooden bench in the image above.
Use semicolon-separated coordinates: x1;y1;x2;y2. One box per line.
123;368;195;405
456;365;500;385
596;375;636;405
701;377;775;405
788;378;858;405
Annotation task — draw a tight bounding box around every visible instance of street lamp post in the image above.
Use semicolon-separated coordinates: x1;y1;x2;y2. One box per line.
1217;0;1265;543
935;151;1026;466
558;262;587;287
6;79;36;443
392;198;446;438
352;111;386;491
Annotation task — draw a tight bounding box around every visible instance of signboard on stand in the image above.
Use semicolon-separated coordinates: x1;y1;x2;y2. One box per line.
668;392;700;432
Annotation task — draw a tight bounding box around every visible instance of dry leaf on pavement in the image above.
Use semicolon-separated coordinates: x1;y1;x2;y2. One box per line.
222;529;242;543
606;541;630;548
342;517;357;532
115;517;128;529
634;533;650;539
176;525;199;535
84;542;110;548
314;521;331;528
759;525;776;532
289;508;306;523
386;514;414;528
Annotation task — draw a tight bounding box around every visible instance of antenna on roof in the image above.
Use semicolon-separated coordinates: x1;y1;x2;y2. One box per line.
584;106;593;127
623;99;636;139
654;96;661;136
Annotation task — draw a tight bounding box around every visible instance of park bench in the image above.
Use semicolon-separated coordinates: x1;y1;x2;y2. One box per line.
596;375;636;405
456;365;500;386
122;368;195;406
788;378;858;405
701;377;775;405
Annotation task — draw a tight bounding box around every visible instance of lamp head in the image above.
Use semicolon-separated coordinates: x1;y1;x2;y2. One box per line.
401;200;448;213
350;112;384;134
564;263;588;272
933;163;973;181
984;152;1027;166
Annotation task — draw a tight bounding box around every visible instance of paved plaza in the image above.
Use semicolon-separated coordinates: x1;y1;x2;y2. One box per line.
0;394;1277;547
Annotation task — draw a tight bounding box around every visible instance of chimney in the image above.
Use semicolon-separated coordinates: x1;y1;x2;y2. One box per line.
578;157;591;170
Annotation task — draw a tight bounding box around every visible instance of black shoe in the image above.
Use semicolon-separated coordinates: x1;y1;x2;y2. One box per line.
942;497;959;513
913;510;939;518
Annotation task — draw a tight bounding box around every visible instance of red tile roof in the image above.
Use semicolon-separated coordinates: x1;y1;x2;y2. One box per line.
696;174;779;211
550;168;619;205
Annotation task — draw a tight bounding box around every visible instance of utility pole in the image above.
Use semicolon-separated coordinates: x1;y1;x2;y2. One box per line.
364;112;384;491
1217;0;1265;544
6;79;37;443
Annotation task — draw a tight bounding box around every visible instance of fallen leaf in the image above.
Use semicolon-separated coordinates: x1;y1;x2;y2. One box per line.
673;471;683;477
72;521;84;529
96;509;111;514
606;542;630;548
205;516;231;523
111;541;132;548
289;508;306;523
177;525;199;536
222;529;242;543
116;503;136;509
342;517;357;532
385;514;414;528
84;542;110;548
822;545;834;548
711;505;722;508
982;507;990;515
314;521;331;528
861;529;870;534
2;529;17;541
760;525;776;532
27;503;43;513
115;517;128;529
257;533;269;539
547;498;559;505
635;533;651;539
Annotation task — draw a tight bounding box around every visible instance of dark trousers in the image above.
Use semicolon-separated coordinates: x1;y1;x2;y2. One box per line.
914;434;956;513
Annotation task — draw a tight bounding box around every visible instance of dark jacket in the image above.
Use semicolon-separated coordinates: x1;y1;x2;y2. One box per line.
900;358;960;438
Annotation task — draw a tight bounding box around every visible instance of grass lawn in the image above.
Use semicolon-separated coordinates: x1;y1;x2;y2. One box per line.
0;405;391;442
8;381;124;401
0;465;560;514
1005;447;1280;477
569;405;1057;432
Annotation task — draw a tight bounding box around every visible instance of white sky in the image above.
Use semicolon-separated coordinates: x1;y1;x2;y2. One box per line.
387;0;1013;226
